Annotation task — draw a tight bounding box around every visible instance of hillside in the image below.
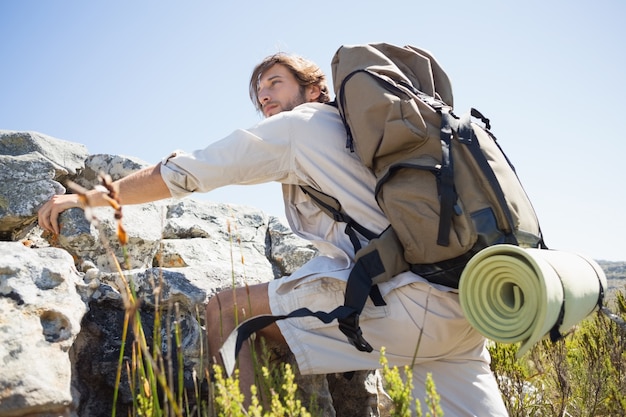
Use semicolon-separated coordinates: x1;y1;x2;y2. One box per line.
597;260;626;302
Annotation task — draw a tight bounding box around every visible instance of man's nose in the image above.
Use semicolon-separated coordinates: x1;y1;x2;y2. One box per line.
258;88;271;104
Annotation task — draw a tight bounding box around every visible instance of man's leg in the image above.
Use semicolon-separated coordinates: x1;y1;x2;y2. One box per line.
205;282;286;398
267;277;509;416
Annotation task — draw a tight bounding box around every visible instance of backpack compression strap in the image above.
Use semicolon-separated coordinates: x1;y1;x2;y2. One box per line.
436;108;458;247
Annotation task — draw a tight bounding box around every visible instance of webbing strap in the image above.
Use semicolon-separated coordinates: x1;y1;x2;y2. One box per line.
459;107;548;249
550;254;610;342
300;185;377;252
337;249;389;352
343;251;386;309
218;249;391;375
456;110;517;243
470;108;491;130
219;305;357;376
436;109;457;247
600;306;626;334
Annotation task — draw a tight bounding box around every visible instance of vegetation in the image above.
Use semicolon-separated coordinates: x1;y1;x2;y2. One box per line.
110;294;624;417
490;291;626;417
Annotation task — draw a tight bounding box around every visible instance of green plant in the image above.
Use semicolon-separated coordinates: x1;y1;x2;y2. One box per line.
489;289;626;417
380;348;443;417
212;361;312;417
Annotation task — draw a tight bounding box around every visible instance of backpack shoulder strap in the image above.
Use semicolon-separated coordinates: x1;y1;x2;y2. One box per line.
300;185;377;252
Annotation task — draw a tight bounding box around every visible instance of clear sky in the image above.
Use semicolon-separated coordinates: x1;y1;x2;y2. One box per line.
1;1;625;261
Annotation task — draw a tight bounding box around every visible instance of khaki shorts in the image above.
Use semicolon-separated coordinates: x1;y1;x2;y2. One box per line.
268;277;509;417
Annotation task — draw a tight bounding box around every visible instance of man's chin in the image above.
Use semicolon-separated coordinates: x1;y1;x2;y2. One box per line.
264;107;280;117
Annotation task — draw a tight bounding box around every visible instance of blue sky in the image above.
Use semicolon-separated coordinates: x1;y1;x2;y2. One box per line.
1;1;625;261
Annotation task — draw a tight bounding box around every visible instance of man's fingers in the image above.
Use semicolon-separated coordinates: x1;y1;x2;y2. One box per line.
49;207;60;235
37;203;49;232
37;195;71;235
37;201;55;234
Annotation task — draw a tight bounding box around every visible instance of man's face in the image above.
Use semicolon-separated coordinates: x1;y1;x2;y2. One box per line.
257;64;307;118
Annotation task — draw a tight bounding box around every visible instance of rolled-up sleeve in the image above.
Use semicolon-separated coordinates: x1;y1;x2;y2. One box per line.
160;151;202;198
160;118;297;198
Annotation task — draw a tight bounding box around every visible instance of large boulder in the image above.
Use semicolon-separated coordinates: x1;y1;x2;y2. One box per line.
0;131;88;240
0;242;86;417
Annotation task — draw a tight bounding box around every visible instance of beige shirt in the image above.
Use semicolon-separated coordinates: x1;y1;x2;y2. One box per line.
160;102;432;293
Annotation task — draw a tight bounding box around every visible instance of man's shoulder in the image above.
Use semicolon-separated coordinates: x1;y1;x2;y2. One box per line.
254;102;345;149
294;102;339;116
290;102;342;129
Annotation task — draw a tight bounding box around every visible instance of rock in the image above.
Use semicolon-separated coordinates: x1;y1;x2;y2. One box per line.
71;153;150;189
0;242;86;417
0;132;387;417
0;130;87;175
0;131;89;241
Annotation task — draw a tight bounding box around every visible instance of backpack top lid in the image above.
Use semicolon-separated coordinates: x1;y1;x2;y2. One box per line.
330;43;454;107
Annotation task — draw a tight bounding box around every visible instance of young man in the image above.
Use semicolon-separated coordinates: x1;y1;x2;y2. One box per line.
38;52;509;416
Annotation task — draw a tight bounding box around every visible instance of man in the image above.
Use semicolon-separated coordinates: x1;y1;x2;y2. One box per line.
38;52;509;416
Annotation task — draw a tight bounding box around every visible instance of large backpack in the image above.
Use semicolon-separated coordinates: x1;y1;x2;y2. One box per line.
219;43;546;370
299;43;545;352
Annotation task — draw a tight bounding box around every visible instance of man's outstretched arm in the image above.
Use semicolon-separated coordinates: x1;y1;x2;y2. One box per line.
38;163;172;235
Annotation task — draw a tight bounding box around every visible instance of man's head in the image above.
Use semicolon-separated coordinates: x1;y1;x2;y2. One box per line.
250;53;331;117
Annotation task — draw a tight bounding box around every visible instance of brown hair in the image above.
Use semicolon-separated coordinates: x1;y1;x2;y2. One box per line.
249;52;331;112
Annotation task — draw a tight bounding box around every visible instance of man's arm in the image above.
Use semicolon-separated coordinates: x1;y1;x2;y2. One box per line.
38;163;172;235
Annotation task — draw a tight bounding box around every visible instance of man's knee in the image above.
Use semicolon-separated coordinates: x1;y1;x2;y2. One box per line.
205;291;241;341
205;294;222;330
205;284;271;332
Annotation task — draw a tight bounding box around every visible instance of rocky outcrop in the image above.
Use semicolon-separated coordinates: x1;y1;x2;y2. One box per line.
0;131;87;240
0;131;389;417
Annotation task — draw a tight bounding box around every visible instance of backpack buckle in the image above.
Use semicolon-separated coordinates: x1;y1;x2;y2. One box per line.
338;313;373;353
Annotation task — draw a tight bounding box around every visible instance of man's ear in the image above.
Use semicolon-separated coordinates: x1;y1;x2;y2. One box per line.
307;85;321;102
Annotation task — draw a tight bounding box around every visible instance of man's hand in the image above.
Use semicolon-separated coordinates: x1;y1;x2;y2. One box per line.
37;193;82;235
37;163;172;236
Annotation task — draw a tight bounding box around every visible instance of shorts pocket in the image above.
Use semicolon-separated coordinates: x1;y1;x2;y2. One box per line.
360;296;391;321
292;279;390;330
